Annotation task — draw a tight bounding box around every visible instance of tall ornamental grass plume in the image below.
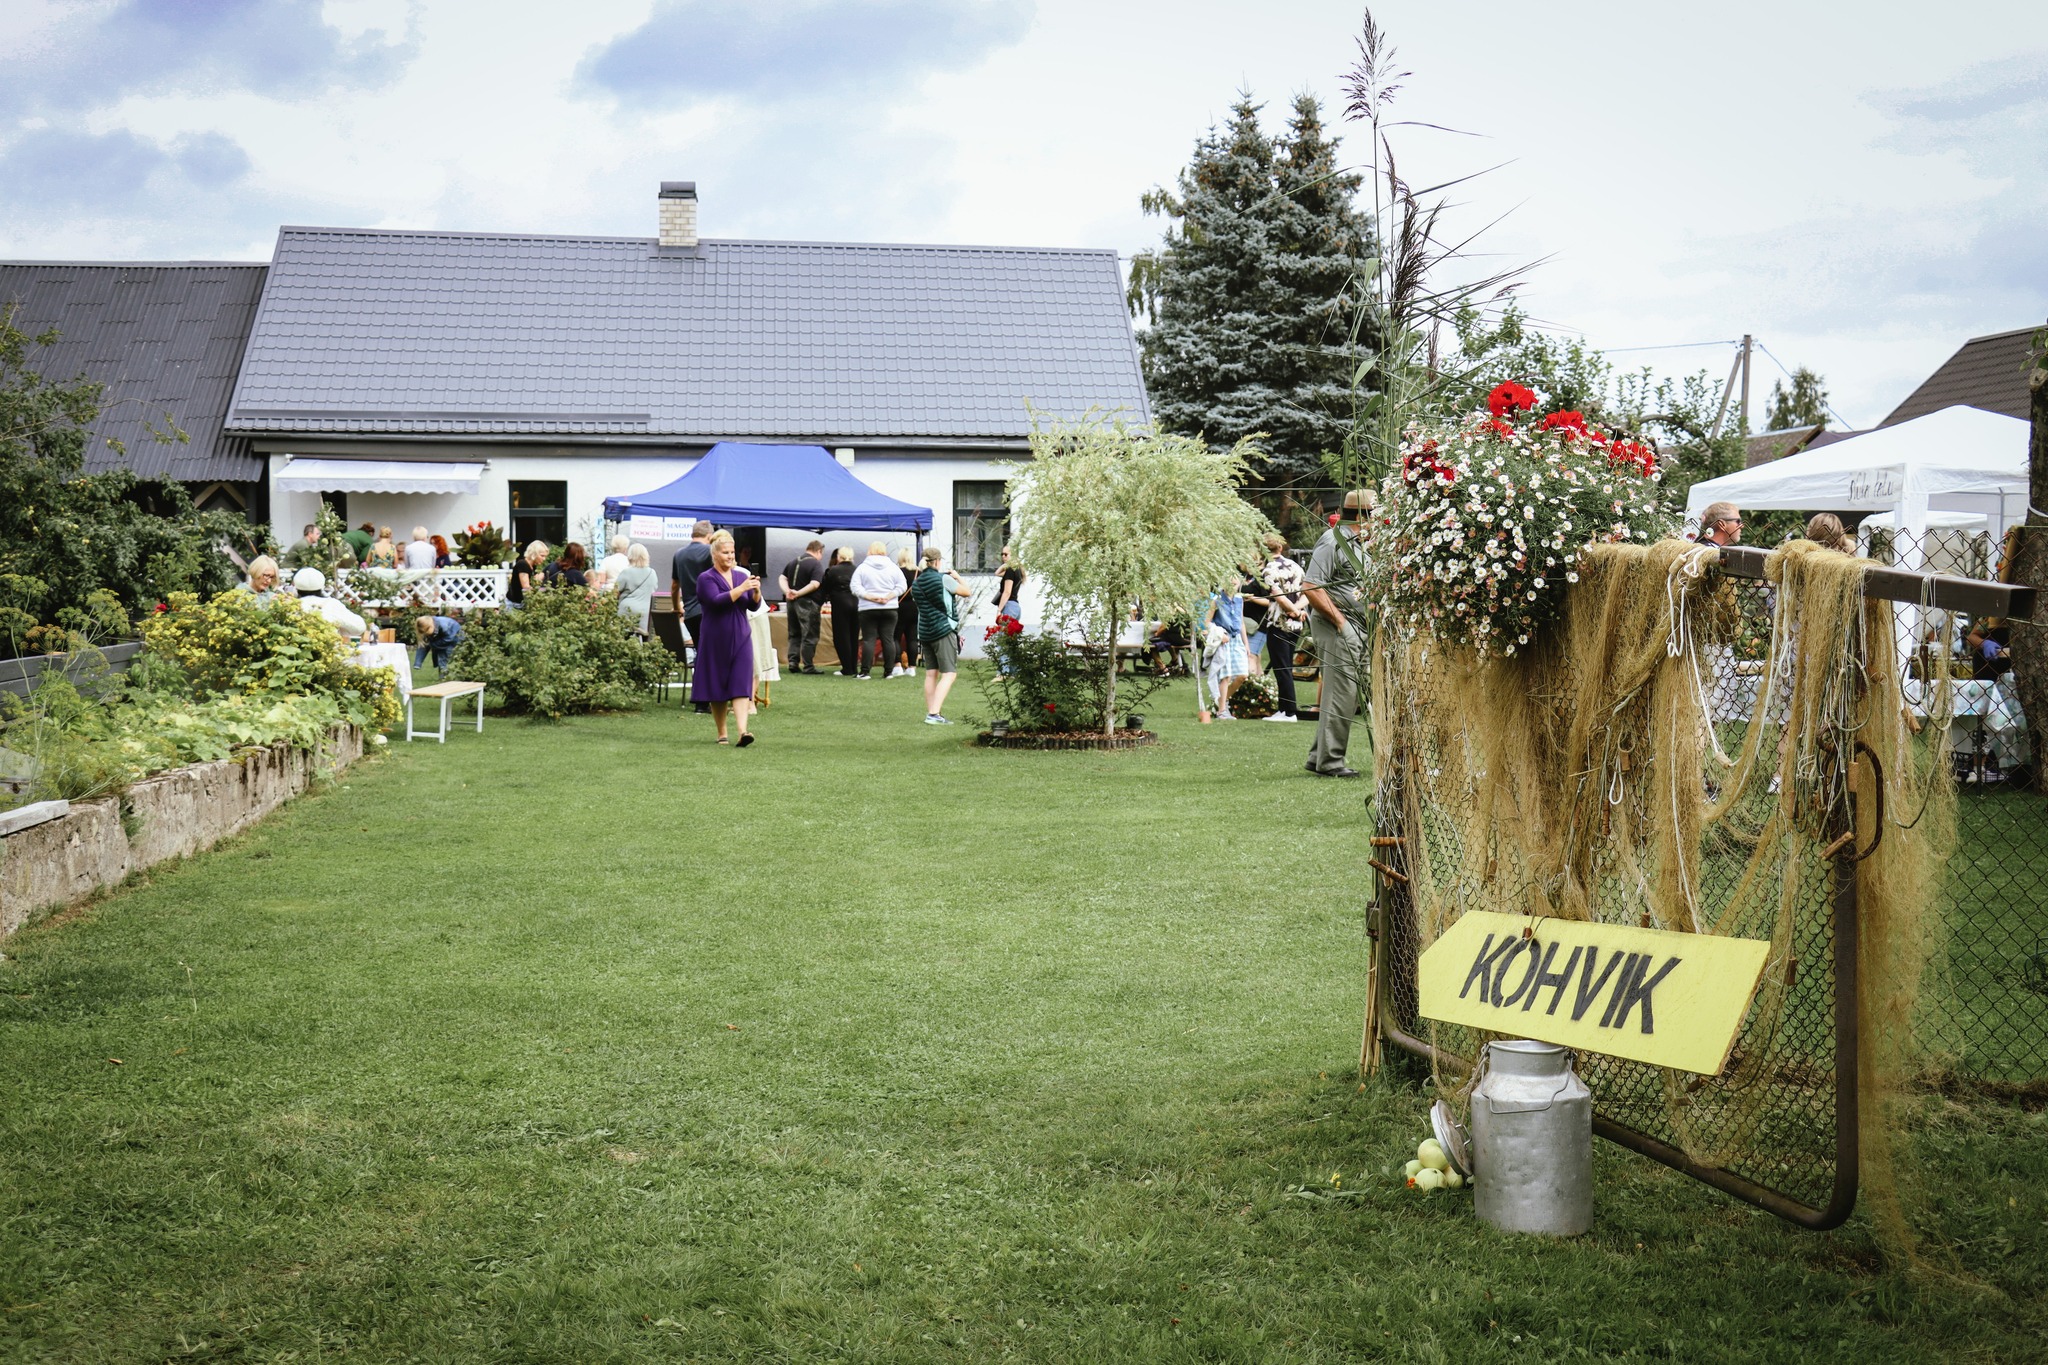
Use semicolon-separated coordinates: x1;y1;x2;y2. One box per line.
1007;413;1274;735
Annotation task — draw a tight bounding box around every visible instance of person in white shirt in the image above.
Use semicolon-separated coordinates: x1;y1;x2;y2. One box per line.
849;541;908;680
599;534;631;580
403;526;438;571
292;569;369;640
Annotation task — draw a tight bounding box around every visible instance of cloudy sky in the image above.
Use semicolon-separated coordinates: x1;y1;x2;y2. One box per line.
1;0;2042;426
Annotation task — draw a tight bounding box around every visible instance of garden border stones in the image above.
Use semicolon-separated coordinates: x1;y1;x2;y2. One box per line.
975;730;1158;751
0;726;363;939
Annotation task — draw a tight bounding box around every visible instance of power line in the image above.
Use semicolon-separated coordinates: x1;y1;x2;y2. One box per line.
1753;341;1867;431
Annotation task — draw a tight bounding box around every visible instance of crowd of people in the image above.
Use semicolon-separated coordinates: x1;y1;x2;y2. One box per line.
246;493;2026;786
662;521;976;739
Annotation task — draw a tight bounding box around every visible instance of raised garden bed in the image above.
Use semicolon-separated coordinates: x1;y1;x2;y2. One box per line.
975;729;1158;751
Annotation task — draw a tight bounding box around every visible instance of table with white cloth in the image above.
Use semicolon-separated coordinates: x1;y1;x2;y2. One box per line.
1903;675;2031;771
349;642;414;702
749;608;780;684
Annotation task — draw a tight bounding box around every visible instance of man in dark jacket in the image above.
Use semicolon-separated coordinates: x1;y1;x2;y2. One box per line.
670;520;714;710
779;539;826;674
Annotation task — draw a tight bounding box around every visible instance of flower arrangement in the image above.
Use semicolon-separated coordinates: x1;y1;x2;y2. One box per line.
454;521;512;569
1367;382;1672;658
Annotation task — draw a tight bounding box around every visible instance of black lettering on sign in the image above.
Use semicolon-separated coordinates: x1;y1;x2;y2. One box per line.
1571;948;1626;1023
1500;941;1548;1009
1460;934;1517;1002
1599;954;1645;1028
1527;944;1582;1014
1492;940;1539;1008
1609;955;1681;1034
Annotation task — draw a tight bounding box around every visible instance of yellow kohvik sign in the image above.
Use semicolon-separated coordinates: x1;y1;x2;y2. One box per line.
1417;911;1773;1075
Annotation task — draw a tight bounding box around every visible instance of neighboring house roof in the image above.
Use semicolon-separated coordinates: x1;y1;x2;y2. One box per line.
1880;326;2038;427
1744;423;1825;467
0;262;268;482
227;227;1151;441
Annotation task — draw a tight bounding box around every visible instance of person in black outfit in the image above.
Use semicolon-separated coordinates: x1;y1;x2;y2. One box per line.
780;539;826;673
821;547;860;676
670;520;715;710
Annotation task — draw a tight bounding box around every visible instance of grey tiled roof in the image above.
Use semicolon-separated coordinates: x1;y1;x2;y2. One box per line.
1881;326;2037;427
227;228;1150;439
0;262;267;481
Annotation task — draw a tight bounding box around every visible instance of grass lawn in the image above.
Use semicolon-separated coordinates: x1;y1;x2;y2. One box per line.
3;674;2046;1362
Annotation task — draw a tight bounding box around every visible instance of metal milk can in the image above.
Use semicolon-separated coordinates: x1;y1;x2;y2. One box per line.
1471;1038;1593;1236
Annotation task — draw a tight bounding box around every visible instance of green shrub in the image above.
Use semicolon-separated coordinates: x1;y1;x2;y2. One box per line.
450;586;664;718
2;675;360;803
138;590;399;733
972;616;1164;733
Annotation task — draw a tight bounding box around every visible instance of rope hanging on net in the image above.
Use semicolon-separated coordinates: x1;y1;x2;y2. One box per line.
1378;537;1955;1260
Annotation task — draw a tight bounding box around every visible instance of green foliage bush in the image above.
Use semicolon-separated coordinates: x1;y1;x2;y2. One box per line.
138;590;398;733
0;305;271;658
973;618;1164;733
450;586;664;718
3;675;364;802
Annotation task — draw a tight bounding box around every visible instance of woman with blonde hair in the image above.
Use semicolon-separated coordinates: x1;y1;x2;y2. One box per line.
365;526;400;569
611;543;658;634
691;530;759;745
244;555;282;605
507;540;547;607
600;534;631;580
1805;512;1852;554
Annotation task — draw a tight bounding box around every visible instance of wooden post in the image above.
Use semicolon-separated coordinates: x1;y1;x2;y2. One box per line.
2007;326;2048;793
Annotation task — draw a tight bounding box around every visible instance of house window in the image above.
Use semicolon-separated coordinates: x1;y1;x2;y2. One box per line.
509;480;567;549
953;481;1008;573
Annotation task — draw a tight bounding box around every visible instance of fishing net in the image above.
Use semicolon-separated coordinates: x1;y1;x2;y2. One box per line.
1372;537;1954;1256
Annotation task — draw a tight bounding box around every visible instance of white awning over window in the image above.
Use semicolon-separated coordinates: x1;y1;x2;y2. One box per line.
275;458;485;495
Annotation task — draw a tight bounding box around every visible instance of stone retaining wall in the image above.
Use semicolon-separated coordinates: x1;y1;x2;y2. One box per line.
0;727;362;939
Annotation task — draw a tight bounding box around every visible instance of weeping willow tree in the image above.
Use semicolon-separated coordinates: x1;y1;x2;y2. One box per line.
1007;414;1273;735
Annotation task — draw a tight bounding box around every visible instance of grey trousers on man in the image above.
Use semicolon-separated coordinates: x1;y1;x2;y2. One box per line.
1307;617;1367;774
786;596;821;669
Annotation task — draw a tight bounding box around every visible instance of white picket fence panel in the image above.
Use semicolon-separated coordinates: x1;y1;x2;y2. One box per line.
334;568;509;612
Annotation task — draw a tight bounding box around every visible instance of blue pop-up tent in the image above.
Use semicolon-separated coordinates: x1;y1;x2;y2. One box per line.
603;442;933;532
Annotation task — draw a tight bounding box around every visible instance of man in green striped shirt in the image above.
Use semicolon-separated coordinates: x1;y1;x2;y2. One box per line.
911;546;973;725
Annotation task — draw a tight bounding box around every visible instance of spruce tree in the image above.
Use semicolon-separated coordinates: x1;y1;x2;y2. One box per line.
1130;93;1376;493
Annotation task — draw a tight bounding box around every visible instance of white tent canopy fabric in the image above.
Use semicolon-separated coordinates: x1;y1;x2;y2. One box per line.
1683;405;2029;541
275;458;485;495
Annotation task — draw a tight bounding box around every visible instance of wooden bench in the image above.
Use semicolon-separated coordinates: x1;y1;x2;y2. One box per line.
406;681;485;743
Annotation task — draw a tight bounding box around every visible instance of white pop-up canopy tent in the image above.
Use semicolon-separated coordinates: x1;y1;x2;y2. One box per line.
1684;405;2030;545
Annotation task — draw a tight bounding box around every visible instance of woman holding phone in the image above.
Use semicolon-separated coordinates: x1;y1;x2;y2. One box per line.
691;530;760;746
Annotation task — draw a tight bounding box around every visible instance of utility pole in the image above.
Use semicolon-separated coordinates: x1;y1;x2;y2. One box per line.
1738;333;1753;436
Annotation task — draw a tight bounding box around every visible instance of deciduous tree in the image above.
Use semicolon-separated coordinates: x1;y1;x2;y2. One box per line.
1007;415;1274;735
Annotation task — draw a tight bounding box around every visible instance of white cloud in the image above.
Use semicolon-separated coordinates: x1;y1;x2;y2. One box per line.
0;0;2040;424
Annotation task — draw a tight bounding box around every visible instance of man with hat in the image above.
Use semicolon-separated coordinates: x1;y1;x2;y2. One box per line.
291;568;369;641
1301;489;1374;778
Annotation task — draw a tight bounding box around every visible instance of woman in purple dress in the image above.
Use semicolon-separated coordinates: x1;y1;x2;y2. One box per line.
691;531;759;745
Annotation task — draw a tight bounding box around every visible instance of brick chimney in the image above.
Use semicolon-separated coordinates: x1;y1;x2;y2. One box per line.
658;181;698;248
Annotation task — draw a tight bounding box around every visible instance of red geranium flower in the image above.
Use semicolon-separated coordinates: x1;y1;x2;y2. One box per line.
1483;418;1515;440
1043;702;1057;712
1487;382;1537;417
1540;410;1589;436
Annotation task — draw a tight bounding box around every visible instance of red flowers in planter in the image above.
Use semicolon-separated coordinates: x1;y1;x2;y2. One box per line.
1403;439;1456;486
1540;410;1589;437
1487;382;1537;417
983;615;1024;642
1607;438;1657;477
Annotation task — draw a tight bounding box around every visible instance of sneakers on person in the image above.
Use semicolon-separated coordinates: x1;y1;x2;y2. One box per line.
924;713;943;724
857;673;872;681
1264;712;1299;722
1216;711;1236;721
890;665;910;678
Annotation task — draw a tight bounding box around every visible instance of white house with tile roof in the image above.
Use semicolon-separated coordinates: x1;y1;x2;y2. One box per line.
225;182;1151;583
